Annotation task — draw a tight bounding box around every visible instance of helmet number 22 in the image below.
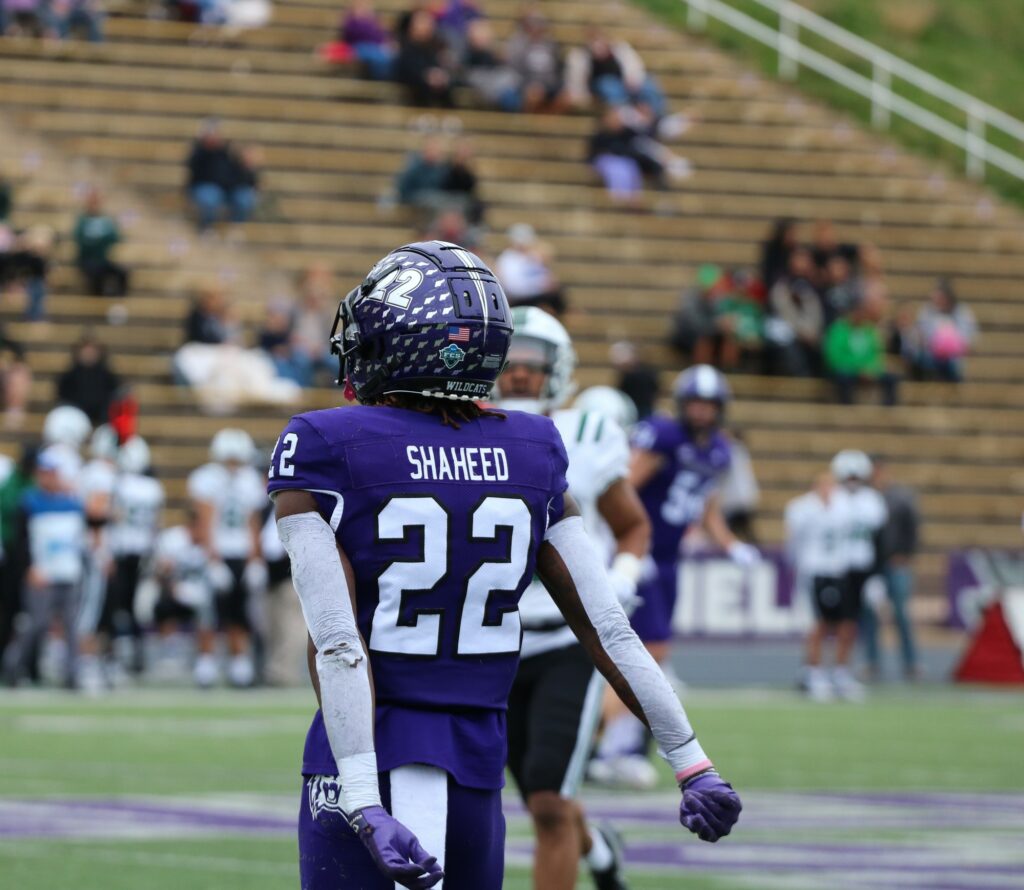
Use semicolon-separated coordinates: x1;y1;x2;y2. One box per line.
367;267;425;310
369;495;530;657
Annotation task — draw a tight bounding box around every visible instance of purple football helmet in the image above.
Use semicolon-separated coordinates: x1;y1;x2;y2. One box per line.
330;241;513;404
673;364;731;404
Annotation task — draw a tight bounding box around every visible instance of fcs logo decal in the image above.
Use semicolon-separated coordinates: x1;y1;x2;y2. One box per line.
439;343;467;369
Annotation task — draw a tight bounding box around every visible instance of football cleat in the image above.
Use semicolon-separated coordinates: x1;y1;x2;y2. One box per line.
589;824;630;890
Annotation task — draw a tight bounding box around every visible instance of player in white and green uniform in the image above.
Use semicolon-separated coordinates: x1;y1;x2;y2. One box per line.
496;308;650;890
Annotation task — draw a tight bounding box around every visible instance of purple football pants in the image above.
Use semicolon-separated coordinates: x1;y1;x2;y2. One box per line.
629;560;678;644
298;771;505;889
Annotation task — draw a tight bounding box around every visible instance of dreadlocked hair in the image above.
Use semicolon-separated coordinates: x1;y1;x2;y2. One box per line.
379;393;506;429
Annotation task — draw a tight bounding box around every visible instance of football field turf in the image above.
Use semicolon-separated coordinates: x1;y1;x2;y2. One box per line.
1;686;1022;889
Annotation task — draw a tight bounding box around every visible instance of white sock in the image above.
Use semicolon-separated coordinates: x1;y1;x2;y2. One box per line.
586;827;614;872
597;713;646;759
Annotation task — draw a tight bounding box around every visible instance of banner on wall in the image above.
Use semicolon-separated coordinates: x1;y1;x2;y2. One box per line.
670;550;812;637
946;549;1024;630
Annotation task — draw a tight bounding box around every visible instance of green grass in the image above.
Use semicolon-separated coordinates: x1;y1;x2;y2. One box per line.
0;686;1022;889
632;0;1024;207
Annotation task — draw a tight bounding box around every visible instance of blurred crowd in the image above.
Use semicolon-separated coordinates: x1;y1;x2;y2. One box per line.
667;217;980;406
1;0;105;41
0;405;307;692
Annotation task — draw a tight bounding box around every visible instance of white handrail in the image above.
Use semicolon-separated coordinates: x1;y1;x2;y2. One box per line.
683;0;1024;182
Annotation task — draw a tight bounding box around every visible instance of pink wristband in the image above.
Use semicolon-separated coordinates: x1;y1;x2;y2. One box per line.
675;759;714;784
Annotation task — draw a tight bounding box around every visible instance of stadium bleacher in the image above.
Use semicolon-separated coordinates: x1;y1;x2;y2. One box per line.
2;0;1023;602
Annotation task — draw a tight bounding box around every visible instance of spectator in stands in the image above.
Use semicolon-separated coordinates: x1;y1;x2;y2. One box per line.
495;224;565;316
73;188;128;297
670;263;743;367
566;27;666;116
713;268;764;371
0;324;31;429
442;138;484;224
12;224;54;322
587;107;665;204
809;219;859;284
765;246;824;376
395;134;451;217
886;301;921;376
425;206;477;249
505;10;567;114
56;334;121;426
824;285;899;405
49;0;105;41
395;10;454;107
258;299;312;387
227;144;261;223
185;119;258;231
820;253;858;325
861;456;920;681
293;263;335;384
760;217;799;291
2;0;51;36
912;278;977;382
339;0;396;80
610;340;658;420
434;0;480;44
462;19;522;112
183;283;241;346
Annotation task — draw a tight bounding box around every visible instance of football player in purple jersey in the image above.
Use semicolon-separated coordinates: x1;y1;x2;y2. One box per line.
268;243;741;890
592;365;759;789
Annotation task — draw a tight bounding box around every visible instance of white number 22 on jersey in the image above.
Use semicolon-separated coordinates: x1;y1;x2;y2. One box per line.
369;495;530;657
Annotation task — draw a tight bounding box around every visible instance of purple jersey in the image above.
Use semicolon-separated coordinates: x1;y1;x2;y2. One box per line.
630;414;731;563
268;405;568;789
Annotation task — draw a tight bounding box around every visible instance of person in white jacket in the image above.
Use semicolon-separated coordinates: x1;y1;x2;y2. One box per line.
565;28;666;117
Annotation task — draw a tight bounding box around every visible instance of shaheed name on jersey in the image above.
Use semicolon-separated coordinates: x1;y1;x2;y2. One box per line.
268;404;568;791
406;444;510;482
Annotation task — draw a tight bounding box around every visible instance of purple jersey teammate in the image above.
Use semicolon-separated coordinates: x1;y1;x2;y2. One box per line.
270;244;741;890
628;365;758;648
591;366;759;790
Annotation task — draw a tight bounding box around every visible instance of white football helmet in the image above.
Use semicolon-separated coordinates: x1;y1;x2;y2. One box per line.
117;436;152;475
831;449;873;482
42;405;92;449
210;428;256;465
89;424;120;462
574;386;638;431
494;306;576;415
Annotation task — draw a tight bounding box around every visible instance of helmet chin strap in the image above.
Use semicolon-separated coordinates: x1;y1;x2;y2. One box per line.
494;397;548;416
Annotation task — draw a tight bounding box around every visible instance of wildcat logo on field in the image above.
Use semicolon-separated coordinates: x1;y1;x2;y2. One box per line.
439;343;466;369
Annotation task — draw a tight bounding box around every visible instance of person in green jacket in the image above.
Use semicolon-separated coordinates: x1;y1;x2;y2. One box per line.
0;445;37;659
824;292;899;405
73;189;128;297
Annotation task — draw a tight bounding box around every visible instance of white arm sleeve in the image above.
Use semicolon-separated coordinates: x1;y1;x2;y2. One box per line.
276;511;380;812
544;516;713;782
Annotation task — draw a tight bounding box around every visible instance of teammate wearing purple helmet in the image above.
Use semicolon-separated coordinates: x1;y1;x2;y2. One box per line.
268;244;741;889
592;365;758;789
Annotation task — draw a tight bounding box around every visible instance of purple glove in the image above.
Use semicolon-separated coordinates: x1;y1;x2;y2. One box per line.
348;805;444;890
679;770;742;842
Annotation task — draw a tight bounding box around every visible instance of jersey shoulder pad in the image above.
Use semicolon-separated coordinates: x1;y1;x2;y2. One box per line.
630;413;677;454
187;462;223;501
267;412;351;498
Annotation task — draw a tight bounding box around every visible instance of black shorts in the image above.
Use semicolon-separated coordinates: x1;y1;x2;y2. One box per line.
215;558;250;630
154;595;200;627
104;554;143;634
507;642;601;801
812;575;860;623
